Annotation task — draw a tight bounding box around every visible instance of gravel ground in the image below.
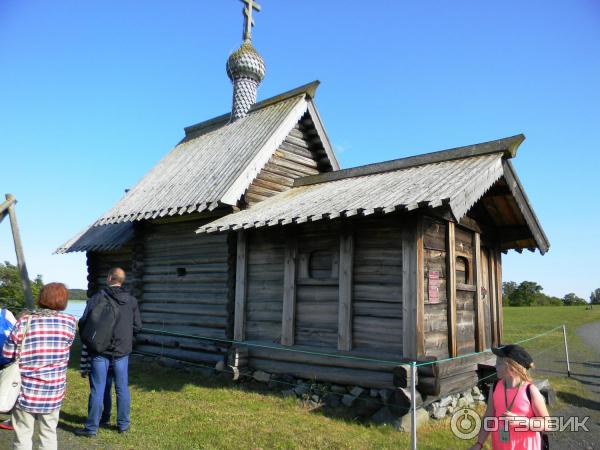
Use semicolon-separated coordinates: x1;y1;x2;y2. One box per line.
531;321;600;450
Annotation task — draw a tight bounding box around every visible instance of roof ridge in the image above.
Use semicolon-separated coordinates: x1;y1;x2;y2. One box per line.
294;134;525;187
183;80;320;138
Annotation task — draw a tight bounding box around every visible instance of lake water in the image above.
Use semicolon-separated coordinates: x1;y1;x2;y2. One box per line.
65;300;87;319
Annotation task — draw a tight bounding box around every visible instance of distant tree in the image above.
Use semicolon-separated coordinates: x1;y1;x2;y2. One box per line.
562;292;587;306
590;288;600;305
0;261;43;310
502;281;518;306
68;289;88;300
509;281;543;306
531;293;562;306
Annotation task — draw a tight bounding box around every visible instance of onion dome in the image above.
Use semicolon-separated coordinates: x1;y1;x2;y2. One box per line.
226;39;266;83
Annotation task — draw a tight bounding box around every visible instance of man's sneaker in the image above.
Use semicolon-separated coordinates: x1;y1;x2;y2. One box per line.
74;428;96;438
118;427;129;434
99;421;110;429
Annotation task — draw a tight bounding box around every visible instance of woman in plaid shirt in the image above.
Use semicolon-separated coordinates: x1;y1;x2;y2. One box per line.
2;283;77;450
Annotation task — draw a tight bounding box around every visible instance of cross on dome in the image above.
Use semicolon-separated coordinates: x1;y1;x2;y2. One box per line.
241;0;261;41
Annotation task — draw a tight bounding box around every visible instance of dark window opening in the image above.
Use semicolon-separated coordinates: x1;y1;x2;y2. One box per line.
177;267;187;277
456;257;469;284
309;250;334;279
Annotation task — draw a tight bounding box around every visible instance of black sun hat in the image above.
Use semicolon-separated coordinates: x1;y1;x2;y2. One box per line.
492;344;534;370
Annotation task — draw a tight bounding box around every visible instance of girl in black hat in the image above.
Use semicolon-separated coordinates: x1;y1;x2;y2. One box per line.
469;345;549;450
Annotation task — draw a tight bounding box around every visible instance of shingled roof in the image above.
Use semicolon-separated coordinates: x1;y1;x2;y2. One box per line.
196;135;549;254
57;81;339;254
93;82;336;226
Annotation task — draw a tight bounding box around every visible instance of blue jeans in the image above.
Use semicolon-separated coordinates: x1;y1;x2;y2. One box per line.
85;355;130;433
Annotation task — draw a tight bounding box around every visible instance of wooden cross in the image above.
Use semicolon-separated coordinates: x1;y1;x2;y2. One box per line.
241;0;261;41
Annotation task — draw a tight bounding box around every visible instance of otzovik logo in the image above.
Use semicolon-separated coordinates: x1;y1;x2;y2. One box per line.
451;408;481;440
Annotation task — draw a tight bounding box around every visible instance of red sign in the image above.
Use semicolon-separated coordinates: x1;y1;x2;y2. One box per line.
428;271;440;304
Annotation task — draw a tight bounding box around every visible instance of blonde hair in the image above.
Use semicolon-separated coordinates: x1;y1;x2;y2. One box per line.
502;357;534;383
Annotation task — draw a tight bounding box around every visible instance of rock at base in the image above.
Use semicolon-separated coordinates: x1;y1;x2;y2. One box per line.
342;394;356;407
253;370;271;383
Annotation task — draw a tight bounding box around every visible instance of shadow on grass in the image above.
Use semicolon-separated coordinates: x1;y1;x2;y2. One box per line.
58;411;87;433
557;391;600;411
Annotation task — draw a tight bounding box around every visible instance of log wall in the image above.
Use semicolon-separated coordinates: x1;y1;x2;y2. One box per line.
238;216;408;388
422;216;449;358
295;224;340;348
245;228;286;341
455;226;476;355
136;219;233;365
352;224;403;354
86;246;133;298
242;118;332;207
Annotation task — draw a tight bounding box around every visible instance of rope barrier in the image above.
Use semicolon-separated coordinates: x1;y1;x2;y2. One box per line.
140;324;565;368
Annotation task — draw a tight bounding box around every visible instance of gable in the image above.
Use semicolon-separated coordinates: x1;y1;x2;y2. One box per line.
241;111;339;207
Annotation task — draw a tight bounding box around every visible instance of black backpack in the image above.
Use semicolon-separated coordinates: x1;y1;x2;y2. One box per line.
492;380;550;450
79;292;120;354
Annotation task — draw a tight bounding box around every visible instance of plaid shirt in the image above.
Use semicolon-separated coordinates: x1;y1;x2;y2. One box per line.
2;310;76;413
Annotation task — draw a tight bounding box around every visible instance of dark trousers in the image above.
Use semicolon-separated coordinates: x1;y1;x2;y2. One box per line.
84;355;130;433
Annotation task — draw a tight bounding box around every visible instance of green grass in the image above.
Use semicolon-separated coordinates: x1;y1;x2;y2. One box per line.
55;306;600;449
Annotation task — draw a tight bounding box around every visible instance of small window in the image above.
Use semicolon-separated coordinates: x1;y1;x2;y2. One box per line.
456;257;469;284
309;250;334;279
176;267;187;277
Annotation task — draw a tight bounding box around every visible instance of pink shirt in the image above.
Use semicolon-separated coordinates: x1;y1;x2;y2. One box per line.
491;381;541;450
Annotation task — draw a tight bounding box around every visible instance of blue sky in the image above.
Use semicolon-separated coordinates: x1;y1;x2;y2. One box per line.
1;0;598;299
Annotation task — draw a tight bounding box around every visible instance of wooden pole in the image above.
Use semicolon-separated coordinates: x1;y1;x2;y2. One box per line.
410;361;417;450
337;230;353;351
562;324;571;377
233;230;248;341
5;194;34;309
446;222;458;357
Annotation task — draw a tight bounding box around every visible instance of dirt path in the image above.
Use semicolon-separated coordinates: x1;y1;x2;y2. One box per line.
531;321;600;449
0;418;114;450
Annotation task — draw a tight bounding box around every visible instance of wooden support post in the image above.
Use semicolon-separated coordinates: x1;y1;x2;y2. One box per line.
281;231;298;346
416;217;425;358
495;249;503;344
489;250;498;347
233;230;248;342
5;194;34;309
474;233;484;351
338;230;354;351
446;222;457;357
402;219;418;359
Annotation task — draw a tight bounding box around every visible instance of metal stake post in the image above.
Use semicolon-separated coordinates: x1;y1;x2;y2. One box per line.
410;361;417;450
562;324;571;377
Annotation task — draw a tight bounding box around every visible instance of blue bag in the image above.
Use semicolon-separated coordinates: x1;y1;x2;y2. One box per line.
0;309;16;365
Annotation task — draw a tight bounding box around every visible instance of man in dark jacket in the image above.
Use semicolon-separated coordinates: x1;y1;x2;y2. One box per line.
75;267;142;437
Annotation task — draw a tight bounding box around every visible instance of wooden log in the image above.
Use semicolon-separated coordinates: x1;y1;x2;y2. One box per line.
249;358;395;389
281;232;297;346
496;249;503;344
447;222;458;357
489;250;498;347
140;313;227;329
136;333;228;354
255;168;295;187
141;303;228;317
234;230;247;341
393;364;418;388
338;230;353;351
248;346;402;372
135;345;225;365
402;218;417;359
416;216;425;357
5;194;33;308
142;293;228;304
